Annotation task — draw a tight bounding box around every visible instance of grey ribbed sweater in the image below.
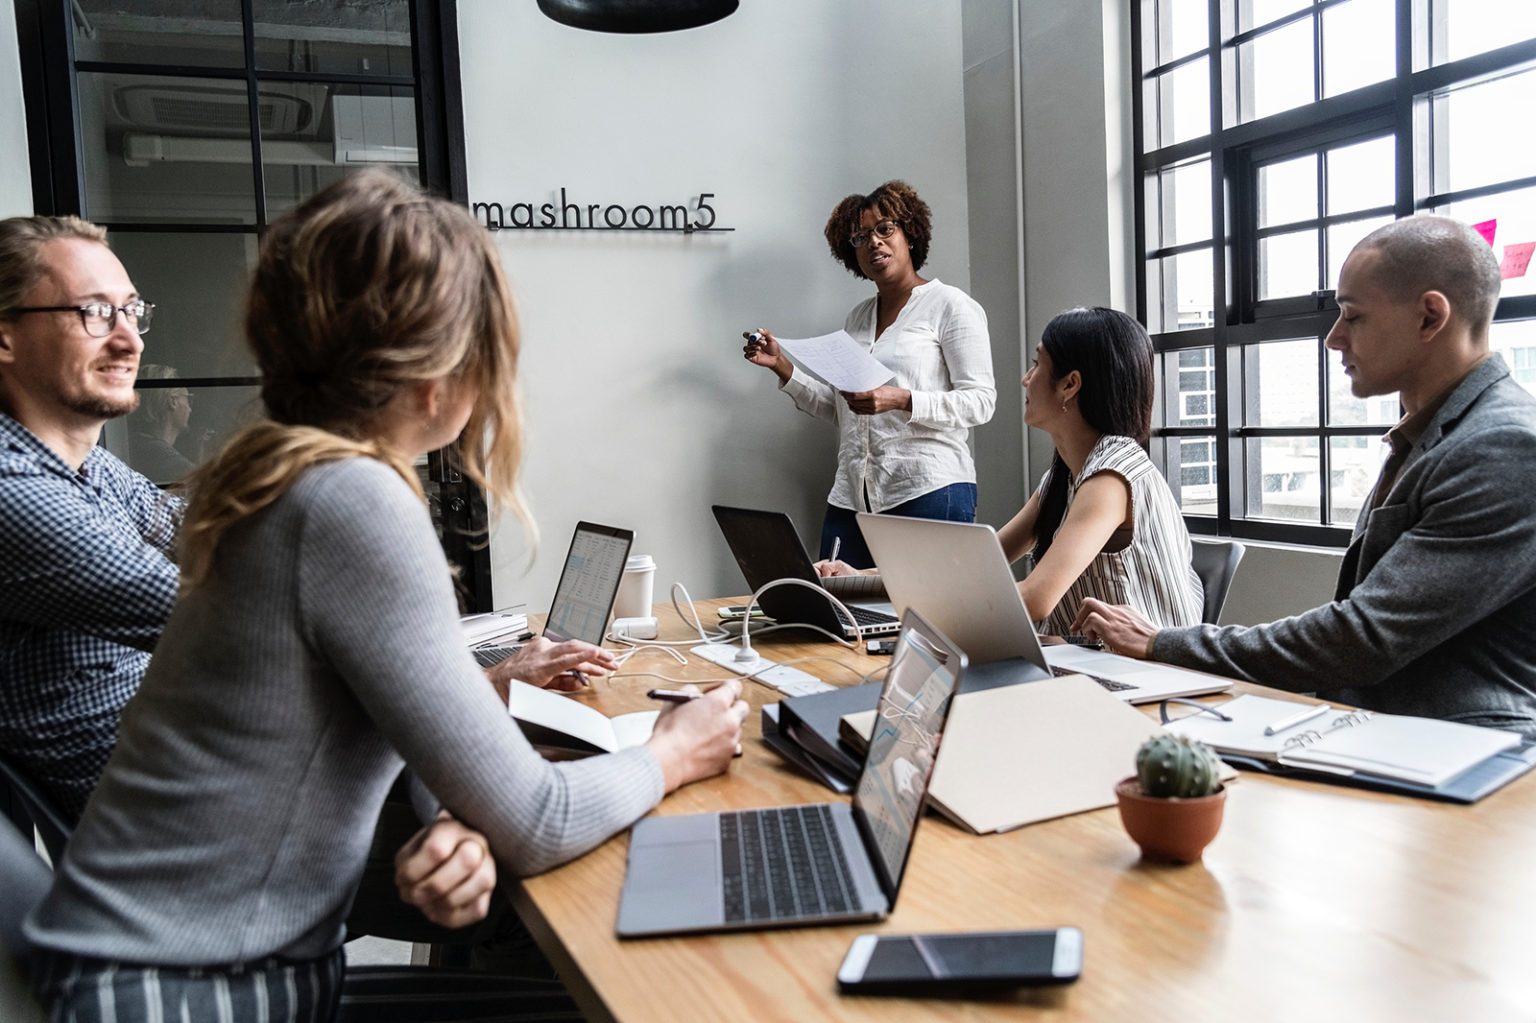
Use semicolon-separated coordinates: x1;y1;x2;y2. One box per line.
25;457;664;965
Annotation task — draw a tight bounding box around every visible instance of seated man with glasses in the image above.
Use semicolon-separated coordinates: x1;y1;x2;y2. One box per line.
0;215;494;930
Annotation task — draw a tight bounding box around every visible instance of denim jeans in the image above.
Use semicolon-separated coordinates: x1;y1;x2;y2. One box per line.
819;483;978;569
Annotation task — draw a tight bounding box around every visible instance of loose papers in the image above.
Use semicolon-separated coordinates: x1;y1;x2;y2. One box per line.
776;330;895;393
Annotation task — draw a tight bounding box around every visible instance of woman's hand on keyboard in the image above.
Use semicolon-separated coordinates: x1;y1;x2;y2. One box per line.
483;638;619;702
646;679;749;792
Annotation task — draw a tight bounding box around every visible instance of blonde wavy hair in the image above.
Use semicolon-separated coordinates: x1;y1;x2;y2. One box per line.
178;169;527;588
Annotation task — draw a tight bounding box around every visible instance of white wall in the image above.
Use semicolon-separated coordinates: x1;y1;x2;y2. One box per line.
0;0;32;217
1016;2;1124;489
458;1;981;607
962;0;1027;532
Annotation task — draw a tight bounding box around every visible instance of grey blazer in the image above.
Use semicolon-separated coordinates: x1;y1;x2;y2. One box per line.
1156;355;1536;738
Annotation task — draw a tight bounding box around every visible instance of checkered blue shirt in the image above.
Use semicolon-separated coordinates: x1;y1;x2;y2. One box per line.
0;411;182;819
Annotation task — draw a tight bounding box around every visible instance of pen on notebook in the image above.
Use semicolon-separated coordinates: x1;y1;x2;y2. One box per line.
648;689;700;703
1263;703;1330;736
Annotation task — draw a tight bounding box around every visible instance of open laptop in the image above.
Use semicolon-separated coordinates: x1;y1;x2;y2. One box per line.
857;513;1231;705
712;505;900;638
470;521;633;666
618;609;964;937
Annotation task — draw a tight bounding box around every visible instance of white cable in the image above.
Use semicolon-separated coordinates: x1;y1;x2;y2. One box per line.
605;641;687;667
609;669;739;686
739;578;860;658
601;581;732;650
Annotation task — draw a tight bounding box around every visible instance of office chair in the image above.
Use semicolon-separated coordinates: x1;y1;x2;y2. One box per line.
0;811;51;1023
1;802;576;1023
0;753;73;865
1190;538;1246;625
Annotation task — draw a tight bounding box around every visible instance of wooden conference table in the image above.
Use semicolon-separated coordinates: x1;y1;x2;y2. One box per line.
509;598;1536;1022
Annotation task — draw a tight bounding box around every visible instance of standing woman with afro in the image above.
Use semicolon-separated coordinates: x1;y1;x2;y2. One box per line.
744;180;996;568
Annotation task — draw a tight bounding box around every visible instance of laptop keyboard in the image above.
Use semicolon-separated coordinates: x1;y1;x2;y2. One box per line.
719;804;859;923
846;605;897;627
1051;665;1136;693
472;644;522;668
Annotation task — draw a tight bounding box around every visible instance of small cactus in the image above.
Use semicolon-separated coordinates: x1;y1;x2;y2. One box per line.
1135;734;1222;798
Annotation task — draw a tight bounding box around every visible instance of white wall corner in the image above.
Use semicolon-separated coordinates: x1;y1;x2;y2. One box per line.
1101;0;1135;313
0;0;34;217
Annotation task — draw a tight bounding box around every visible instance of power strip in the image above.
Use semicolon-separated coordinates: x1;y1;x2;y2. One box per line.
690;643;835;697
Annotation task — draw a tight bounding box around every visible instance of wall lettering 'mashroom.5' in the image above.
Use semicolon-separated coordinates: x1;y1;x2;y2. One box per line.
473;188;731;232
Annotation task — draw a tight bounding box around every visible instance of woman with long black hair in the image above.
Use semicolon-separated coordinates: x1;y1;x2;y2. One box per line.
998;306;1202;634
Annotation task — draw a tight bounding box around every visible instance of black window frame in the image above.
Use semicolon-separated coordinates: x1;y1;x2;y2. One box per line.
1132;0;1536;547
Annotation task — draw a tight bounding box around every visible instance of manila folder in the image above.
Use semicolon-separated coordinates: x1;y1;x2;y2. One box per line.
844;674;1170;833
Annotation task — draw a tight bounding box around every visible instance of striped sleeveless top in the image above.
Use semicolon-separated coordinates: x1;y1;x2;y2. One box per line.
1036;435;1204;635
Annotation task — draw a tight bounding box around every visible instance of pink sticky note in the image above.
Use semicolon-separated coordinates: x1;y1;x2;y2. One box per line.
1474;219;1498;246
1500;241;1534;280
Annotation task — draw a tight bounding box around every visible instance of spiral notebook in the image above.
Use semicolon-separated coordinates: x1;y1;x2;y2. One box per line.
1165;695;1523;789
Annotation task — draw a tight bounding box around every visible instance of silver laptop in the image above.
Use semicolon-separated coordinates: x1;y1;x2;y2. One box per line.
617;610;965;937
857;513;1231;705
470;521;633;666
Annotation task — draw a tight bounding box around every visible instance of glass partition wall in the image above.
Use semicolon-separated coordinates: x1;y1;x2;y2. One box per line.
14;0;488;608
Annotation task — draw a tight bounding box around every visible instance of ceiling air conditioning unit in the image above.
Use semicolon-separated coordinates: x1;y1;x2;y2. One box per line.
114;83;312;136
120;89;416;168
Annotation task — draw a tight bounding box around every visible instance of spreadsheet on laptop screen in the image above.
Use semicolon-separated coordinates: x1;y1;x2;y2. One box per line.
544;528;631;644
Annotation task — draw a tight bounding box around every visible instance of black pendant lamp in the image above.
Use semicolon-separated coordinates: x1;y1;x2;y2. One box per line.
537;0;739;34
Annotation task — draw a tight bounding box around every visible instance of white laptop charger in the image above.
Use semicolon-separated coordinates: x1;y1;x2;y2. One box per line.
611;616;659;640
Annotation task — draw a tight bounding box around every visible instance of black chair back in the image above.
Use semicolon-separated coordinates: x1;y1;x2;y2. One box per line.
1190;539;1247;625
0;754;72;866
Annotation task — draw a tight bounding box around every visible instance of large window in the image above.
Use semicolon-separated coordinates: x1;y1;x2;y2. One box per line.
15;0;490;608
1135;0;1536;545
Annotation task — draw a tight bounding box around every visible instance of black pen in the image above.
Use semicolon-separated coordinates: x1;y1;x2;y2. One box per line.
647;689;700;703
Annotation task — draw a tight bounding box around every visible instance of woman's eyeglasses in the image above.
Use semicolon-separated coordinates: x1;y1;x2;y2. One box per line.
850;221;900;249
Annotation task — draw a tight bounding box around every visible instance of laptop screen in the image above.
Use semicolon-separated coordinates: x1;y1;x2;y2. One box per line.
851;611;964;900
542;522;634;645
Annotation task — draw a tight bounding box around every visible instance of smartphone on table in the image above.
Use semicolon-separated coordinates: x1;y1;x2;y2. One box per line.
716;605;767;620
837;928;1082;994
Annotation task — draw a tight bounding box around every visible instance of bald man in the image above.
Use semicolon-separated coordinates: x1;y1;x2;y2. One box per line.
1076;216;1536;738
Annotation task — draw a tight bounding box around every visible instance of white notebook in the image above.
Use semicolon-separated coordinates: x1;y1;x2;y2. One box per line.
504;681;657;756
1165;695;1520;787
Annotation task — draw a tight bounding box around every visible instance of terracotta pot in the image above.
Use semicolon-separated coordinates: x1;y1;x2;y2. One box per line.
1115;776;1226;863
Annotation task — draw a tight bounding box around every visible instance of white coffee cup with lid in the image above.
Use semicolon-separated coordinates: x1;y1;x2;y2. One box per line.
612;554;656;621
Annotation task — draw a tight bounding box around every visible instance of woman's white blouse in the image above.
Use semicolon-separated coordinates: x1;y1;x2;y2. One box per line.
780;279;996;512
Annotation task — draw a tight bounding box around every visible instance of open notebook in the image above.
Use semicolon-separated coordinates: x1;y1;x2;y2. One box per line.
504;681;657;756
1164;695;1522;789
